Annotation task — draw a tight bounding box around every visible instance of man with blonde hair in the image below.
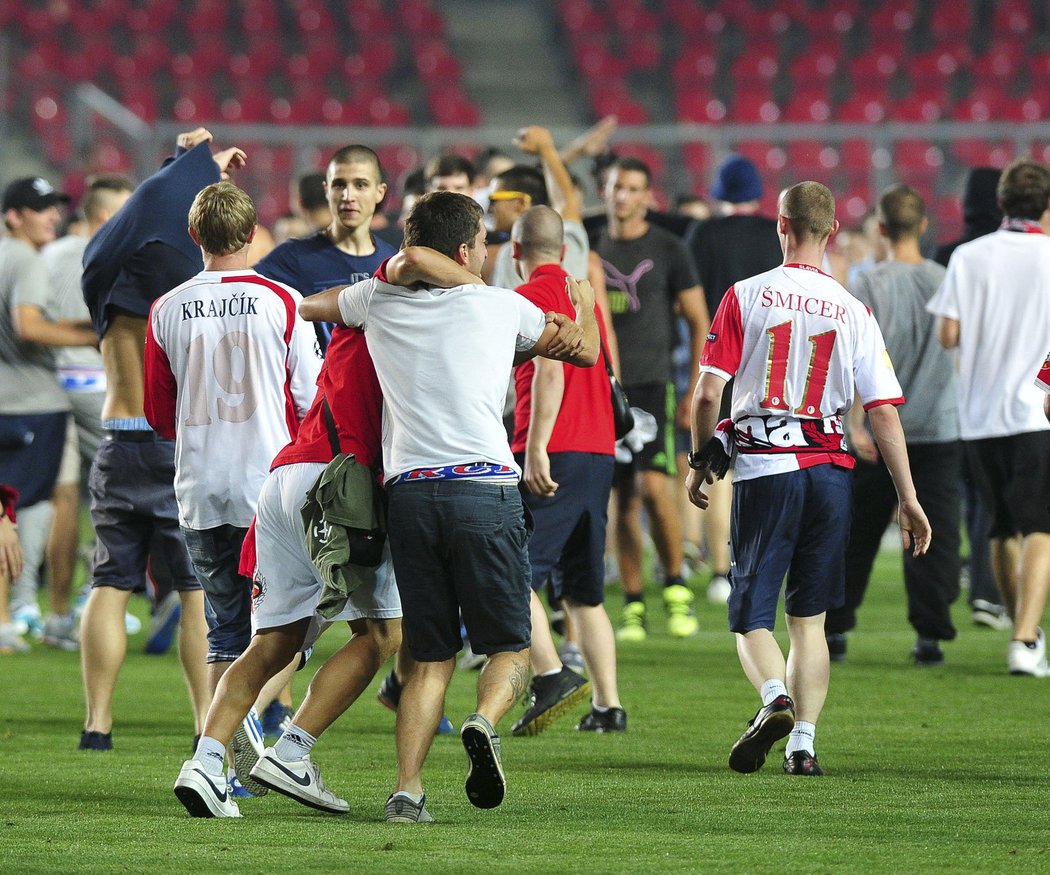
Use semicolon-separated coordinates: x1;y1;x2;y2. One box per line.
688;181;930;776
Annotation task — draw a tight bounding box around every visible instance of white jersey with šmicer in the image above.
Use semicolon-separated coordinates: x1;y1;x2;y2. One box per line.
145;270;321;529
699;262;903;482
337;277;547;482
926;229;1050;439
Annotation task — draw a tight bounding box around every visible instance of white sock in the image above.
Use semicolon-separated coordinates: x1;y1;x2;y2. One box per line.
194;736;226;777
539;668;562;678
392;790;422;804
274;723;317;761
785;721;816;756
760;679;788;706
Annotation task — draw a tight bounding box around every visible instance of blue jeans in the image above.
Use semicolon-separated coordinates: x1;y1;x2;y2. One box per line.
181;524;252;663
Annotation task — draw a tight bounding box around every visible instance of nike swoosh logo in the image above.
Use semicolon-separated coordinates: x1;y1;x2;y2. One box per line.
265;757;312;787
194;769;229;802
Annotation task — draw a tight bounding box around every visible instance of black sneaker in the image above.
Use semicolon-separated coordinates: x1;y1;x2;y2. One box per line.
913;637;944;666
826;632;847;663
376;670;402;711
78;730;112;751
576;707;627;733
461;713;505;809
728;694;795;773
511;667;591;737
784;750;825;776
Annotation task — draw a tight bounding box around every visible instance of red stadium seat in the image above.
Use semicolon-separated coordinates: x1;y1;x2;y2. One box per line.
992;0;1031;35
894;139;945;172
952;139;1015;167
835;91;888;124
674;90;725;123
780;91;832;123
847;50;898;83
672;46;719;85
787;50;840;82
559;0;609;34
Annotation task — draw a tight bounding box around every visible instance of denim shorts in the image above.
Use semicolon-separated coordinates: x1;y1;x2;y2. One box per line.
387;479;532;662
728;465;852;633
181;524;251;663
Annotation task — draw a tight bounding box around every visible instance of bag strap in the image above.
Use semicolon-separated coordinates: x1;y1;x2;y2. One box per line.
598;337;614;378
321;395;341;457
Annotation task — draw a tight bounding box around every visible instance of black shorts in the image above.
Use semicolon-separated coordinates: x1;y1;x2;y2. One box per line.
615;381;677;479
965;432;1050;538
518;452;614;606
387;480;532;662
88;433;199;592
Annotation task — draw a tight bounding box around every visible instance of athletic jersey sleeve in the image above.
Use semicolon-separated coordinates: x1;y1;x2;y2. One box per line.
699;285;743;380
287;311;323;422
1037;352;1050;394
853;306;905;410
143;300;179;440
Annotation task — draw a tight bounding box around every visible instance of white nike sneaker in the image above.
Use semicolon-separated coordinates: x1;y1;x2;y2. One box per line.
174;759;242;818
707;575;732;604
250;748;349;814
1008;628;1050;677
229;708;269;796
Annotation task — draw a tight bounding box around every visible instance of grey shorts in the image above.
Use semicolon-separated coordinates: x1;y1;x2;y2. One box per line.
88;433;199;593
387;479;532;662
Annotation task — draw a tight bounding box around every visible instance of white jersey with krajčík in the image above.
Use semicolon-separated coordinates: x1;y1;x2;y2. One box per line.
699;262;903;482
926;228;1050;439
145;270;321;529
337;276;547;483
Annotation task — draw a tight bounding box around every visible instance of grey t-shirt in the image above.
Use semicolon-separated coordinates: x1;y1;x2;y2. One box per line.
851;259;958;443
597;224;699;387
490;219;590;290
42;234;104;370
0;236;68;413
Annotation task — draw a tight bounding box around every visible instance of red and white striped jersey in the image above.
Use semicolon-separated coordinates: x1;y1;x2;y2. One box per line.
700;262;903;481
145;270;321;528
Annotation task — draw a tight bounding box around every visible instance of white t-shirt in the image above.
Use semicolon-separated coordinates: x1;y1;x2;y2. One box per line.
700;262;903;482
337;277;547;481
927;229;1050;439
145;270;321;528
489;219;590;289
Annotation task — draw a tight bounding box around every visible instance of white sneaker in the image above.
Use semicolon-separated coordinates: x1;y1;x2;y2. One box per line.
174;759;242;817
230;708;269;796
42;613;79;651
250;748;349;814
972;599;1011;631
707;575;731;604
1008;628;1050;677
0;622;30;654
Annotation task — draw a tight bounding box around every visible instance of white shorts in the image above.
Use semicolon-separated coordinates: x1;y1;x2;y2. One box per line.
252;462;401;633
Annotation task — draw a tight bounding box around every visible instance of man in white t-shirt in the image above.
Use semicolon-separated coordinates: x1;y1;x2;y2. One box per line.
304;191;598;822
927;157;1050;677
145;182;319;791
687;181;931;776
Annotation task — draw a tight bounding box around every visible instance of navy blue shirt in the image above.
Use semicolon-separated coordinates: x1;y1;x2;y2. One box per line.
254;230;397;351
82;143;219;338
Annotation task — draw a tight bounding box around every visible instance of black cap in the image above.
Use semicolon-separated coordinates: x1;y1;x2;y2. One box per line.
2;176;70;212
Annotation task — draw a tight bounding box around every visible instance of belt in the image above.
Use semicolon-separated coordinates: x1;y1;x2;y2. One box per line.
105;429;168;443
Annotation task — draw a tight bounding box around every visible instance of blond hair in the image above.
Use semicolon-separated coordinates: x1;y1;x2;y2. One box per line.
779;181;836;242
188;181;257;256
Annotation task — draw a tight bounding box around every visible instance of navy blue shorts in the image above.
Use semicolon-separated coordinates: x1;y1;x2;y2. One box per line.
728;465;852;633
387;480;532;662
0;412;68;508
88;433;199;593
182;524;252;663
518;452;614;606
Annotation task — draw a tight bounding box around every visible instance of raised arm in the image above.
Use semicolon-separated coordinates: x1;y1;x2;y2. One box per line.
515;126;581;222
867;403;931;556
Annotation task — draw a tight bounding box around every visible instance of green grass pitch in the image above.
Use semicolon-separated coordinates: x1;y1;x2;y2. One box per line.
2;549;1047;874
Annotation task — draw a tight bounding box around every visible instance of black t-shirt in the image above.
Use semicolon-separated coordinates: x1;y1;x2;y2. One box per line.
596;224;699;386
685;214;783;318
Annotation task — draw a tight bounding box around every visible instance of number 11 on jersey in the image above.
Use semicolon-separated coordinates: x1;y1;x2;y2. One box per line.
759;320;837;418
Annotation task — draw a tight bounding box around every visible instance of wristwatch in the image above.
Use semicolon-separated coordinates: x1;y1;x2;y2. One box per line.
687;450;708;470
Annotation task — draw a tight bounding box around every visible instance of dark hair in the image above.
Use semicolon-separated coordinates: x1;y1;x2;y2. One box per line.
997;157;1050;221
878;184;926;243
424;153;476;183
298;172;327;211
81;174;134;223
494;165;549;205
401;167;426;199
328;145;384;182
403;191;484;258
611;156;652;188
